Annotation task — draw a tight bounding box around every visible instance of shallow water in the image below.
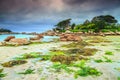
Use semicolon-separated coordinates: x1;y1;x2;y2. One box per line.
0;34;59;42
0;34;34;41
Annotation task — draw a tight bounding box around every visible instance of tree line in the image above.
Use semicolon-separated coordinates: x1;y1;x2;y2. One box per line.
54;15;120;33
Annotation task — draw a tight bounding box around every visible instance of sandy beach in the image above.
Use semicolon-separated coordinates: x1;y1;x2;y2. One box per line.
0;36;120;80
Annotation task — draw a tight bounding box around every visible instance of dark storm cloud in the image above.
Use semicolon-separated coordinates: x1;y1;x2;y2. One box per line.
0;0;120;25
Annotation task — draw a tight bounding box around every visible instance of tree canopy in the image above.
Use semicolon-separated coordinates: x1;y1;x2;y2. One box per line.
55;18;71;31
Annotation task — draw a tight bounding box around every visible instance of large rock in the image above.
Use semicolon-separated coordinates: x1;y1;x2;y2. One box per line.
60;34;82;41
4;36;15;42
0;42;3;46
9;38;29;45
30;34;43;41
30;37;41;40
37;34;44;38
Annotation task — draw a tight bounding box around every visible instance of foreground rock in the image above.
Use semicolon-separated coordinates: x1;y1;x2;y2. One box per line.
9;38;29;45
60;33;82;41
4;36;15;42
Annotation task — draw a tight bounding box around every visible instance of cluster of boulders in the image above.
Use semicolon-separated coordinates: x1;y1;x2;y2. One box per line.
4;36;29;45
30;34;43;41
60;33;82;41
0;32;84;46
43;30;58;36
1;34;44;46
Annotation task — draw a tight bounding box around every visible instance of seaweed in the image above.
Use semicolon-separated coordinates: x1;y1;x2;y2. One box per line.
14;52;42;60
1;60;27;67
0;69;7;78
105;51;113;55
73;60;102;78
62;41;89;48
18;69;35;74
51;55;87;65
65;48;98;56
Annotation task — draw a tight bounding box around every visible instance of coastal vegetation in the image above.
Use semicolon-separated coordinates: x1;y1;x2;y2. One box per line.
54;15;120;33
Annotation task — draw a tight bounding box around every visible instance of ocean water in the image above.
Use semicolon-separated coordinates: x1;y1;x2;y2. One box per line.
0;34;59;42
0;34;34;41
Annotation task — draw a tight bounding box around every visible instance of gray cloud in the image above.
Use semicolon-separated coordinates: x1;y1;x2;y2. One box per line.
0;0;120;31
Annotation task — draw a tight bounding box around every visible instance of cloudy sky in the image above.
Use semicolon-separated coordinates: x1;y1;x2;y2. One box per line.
0;0;120;32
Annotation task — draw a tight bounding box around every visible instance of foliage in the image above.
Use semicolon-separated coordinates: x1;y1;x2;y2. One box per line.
54;15;120;33
18;69;35;75
0;69;6;78
55;18;71;31
71;23;76;30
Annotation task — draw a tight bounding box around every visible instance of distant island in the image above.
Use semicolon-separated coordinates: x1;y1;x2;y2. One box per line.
0;28;12;33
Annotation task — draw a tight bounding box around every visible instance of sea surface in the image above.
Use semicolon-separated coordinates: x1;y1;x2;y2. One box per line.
0;34;59;42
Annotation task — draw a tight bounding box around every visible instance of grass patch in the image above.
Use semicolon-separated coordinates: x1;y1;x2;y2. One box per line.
1;60;27;67
18;68;35;75
0;69;6;78
105;51;113;55
14;52;42;60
